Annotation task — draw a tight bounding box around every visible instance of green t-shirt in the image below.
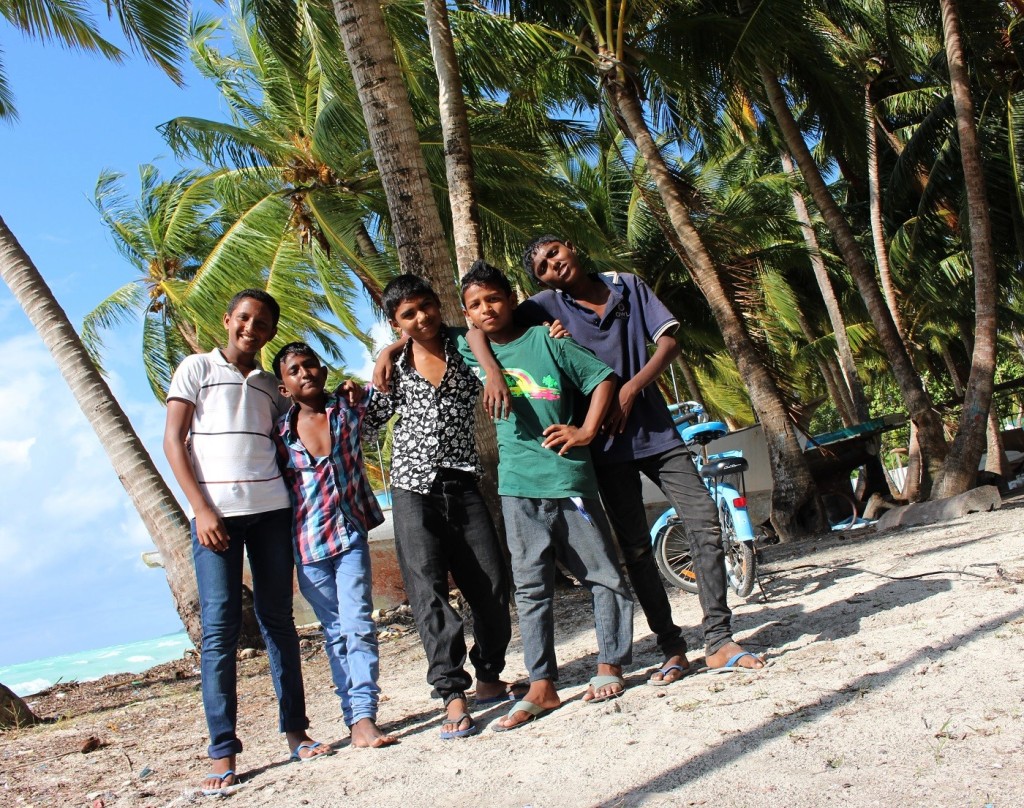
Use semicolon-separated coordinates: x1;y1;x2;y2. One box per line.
456;326;614;498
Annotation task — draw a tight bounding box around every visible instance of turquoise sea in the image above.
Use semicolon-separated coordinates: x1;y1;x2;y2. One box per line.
0;632;194;697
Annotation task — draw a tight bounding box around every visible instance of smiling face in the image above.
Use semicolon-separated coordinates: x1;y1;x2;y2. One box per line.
462;282;517;338
389;293;442;344
223;296;277;357
529;240;583;290
277;351;328;402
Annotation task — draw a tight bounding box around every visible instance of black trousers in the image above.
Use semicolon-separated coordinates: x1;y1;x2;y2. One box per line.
391;471;511;699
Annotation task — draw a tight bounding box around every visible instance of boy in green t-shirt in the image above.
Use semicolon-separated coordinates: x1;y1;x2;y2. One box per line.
458;260;634;731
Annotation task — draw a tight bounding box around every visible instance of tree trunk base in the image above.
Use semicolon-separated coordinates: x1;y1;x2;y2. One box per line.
1;682;41;729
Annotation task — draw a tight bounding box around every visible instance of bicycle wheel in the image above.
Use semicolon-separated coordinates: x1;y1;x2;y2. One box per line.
654;520;699;594
720;503;756;597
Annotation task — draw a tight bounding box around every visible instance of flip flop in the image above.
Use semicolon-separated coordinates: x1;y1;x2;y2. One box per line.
647;664;691;687
474;682;528;706
200;770;242;797
492;700;552;732
289;741;333;762
705;651;767;675
440;713;480;740
585;674;625;703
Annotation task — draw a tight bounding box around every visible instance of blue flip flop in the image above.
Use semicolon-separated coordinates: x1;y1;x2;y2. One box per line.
440;713;480;740
290;741;333;762
200;770;240;796
705;651;766;674
647;663;690;687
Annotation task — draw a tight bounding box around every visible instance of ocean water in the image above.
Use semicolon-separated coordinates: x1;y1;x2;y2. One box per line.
0;632;194;698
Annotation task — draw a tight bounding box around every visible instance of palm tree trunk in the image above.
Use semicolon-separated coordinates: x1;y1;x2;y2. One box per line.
760;65;948;497
0;215;202;647
780;152;870;425
865;82;906;337
329;0;461;323
423;0;483;275
930;0;999;498
331;0;504;528
604;74;825;539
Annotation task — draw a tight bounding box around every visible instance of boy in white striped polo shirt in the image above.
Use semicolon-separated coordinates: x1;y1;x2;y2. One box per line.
164;289;330;796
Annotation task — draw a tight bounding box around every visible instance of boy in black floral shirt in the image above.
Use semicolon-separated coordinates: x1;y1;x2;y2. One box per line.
364;274;523;740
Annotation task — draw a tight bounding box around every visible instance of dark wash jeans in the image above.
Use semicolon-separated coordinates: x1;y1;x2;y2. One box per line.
595;444;733;655
191;508;309;759
391;470;511;700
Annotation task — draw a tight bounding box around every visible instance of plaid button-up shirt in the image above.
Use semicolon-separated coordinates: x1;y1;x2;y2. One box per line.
274;391;384;565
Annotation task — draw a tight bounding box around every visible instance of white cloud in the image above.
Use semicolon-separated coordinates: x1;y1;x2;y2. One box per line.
351;319;396;380
0;437;35;465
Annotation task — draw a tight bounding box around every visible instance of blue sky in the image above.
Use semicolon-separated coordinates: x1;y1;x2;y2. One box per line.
0;14;385;666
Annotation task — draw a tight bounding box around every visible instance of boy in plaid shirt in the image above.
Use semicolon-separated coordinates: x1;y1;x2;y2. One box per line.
273;342;397;748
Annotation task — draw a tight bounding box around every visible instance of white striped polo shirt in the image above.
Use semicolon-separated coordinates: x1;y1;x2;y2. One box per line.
167;348;291;517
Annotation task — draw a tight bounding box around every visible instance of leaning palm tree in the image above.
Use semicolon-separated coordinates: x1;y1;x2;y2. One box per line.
0;2;203;656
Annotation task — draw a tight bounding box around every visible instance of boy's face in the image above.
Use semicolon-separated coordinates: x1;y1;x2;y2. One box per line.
389;293;442;342
530;240;581;290
223;297;277;355
462;282;517;335
277;352;328;400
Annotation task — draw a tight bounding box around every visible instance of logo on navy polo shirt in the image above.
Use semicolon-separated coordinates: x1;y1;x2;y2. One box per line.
614;303;627;318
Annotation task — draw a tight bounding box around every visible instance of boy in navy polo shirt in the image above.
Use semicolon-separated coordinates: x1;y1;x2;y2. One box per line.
273;342;397;749
512;237;765;680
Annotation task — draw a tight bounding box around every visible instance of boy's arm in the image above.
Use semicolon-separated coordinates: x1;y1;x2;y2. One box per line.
466;327;512;420
371;335;408;392
163;399;230;552
541;375;616;456
604;333;680;435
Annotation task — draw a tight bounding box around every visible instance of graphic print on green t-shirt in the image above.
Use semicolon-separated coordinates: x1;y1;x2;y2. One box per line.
502;368;560;401
454;326;613;499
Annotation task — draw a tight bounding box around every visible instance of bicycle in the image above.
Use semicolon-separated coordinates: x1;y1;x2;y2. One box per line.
648;401;758;598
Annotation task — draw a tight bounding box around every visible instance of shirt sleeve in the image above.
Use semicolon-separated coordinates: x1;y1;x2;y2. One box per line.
633;276;679;342
166;355;203;404
452;329;480;370
363;385;397;433
554;335;615;396
516;292;557;327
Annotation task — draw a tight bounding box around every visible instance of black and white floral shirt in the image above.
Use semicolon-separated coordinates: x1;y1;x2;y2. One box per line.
364;326;481;494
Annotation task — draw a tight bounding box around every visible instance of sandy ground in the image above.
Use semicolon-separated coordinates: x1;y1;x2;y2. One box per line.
3;497;1024;808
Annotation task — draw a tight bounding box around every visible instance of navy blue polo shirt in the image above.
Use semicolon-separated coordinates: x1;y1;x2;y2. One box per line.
517;271;682;465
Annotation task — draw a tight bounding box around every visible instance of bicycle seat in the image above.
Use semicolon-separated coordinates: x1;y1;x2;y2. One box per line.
680;421;728;445
699;455;749;479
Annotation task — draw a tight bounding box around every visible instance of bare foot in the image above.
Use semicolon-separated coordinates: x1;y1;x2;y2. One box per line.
350;717;398;748
286;731;333;761
705;641;765;671
648;649;691;685
475;679;528;703
582;663;624;702
200;755;236;793
496;679;560;730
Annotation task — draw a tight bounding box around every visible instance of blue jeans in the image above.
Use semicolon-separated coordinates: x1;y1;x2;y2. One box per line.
296;538;380;726
191;508;309;759
502;496;633;681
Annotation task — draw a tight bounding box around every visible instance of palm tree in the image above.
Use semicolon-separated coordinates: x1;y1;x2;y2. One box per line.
496;0;826;537
85;166;217;401
0;1;202;660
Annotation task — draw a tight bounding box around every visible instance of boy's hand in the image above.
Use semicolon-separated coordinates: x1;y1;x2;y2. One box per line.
545;319;570;339
483;374;512;420
340;379;365;406
194;506;230;552
603;380;639;435
542;423;595;455
372;352;395;392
